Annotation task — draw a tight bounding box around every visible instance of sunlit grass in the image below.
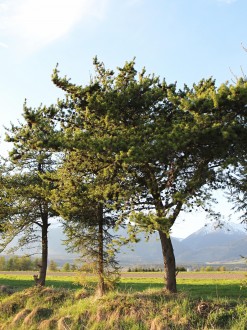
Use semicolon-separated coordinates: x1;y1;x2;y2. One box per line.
0;272;246;329
0;272;246;301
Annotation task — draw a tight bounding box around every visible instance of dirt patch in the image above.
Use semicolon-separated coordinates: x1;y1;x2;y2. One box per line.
122;272;246;280
0;270;245;280
177;272;246;280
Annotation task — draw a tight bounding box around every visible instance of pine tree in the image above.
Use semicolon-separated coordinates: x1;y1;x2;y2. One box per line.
0;109;59;286
50;151;123;296
48;260;58;272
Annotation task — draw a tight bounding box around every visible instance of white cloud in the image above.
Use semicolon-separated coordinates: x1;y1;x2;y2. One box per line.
0;0;109;52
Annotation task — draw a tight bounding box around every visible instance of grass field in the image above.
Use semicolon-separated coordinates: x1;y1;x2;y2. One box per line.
0;271;246;300
0;271;246;329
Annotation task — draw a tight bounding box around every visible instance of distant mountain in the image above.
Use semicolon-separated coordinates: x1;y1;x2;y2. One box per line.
175;222;247;263
45;222;247;265
6;222;247;266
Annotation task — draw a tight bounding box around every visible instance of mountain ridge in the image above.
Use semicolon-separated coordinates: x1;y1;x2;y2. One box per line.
45;221;247;265
3;222;246;266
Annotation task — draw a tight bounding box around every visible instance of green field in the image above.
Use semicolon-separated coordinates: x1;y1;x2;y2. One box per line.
0;272;246;329
0;272;246;300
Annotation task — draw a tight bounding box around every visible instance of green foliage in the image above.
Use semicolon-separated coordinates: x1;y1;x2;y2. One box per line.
127;266;163;272
48;260;58;272
200;266;226;272
0;256;6;270
0;256;42;271
201;266;215;272
61;262;71;272
176;266;187;272
1;110;61;286
227;163;247;223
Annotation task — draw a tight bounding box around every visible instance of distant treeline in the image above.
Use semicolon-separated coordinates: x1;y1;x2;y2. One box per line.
127;266;187;272
127;266;229;272
198;266;226;272
0;256;42;271
0;256;80;272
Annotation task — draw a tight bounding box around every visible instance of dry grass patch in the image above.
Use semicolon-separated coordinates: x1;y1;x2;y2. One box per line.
23;307;53;326
38;319;58;330
57;316;72;330
11;308;32;326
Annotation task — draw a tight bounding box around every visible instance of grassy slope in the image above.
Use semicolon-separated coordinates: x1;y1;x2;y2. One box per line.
0;272;246;329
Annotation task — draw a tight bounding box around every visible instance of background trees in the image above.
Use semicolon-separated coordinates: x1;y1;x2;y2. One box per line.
0;256;41;271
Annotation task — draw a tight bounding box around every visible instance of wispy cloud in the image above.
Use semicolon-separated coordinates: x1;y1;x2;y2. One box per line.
126;0;144;6
0;0;109;52
0;41;8;48
217;0;237;4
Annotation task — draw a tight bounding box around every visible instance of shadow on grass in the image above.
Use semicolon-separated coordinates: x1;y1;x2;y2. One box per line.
0;277;80;291
0;277;246;301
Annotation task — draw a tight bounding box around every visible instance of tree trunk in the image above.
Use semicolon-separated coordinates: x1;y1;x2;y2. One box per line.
39;222;48;286
96;203;105;297
158;230;177;293
35;214;49;286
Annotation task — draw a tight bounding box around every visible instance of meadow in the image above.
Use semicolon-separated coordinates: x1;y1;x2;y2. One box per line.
0;271;246;329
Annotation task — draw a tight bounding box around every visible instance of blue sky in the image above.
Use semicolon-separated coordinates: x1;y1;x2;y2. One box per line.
0;0;246;237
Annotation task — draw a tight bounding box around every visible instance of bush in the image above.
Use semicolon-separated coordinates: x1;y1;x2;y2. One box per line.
62;262;71;272
200;266;215;272
176;266;187;272
48;260;58;272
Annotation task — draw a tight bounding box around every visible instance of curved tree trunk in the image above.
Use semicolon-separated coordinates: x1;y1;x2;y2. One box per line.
143;164;180;293
159;230;177;293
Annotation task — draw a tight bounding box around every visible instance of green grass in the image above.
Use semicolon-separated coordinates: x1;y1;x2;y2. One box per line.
118;277;247;300
0;272;246;329
0;272;246;300
0;274;80;290
178;279;247;300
